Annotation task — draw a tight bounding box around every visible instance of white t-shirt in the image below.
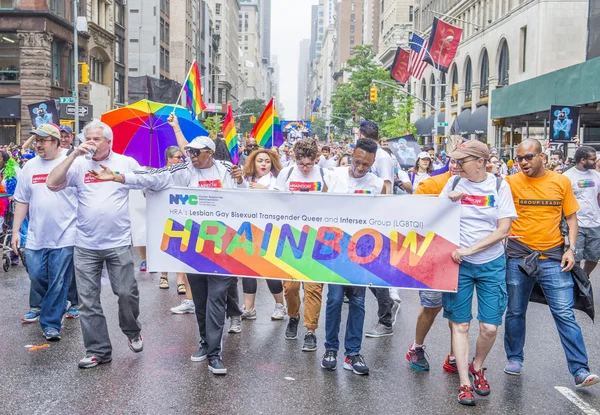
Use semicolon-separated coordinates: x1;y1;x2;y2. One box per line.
371;147;395;184
275;165;329;192
412;172;431;190
14;155;77;250
440;173;517;264
64;152;141;250
252;172;277;190
326;167;383;194
563;167;600;228
318;155;337;170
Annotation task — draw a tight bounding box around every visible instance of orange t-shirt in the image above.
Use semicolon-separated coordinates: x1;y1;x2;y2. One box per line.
414;171;452;195
506;171;579;251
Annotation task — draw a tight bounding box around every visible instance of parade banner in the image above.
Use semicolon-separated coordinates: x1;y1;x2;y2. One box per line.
146;188;461;291
549;105;580;142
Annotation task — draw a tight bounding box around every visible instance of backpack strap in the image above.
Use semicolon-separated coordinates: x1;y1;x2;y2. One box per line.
286;166;294;181
496;176;502;192
451;175;461;191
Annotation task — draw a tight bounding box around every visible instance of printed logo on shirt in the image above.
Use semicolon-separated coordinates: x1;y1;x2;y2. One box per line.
461;195;495;207
289;181;322;192
31;174;48;184
198;179;222;188
519;199;562;206
84;173;104;184
354;189;372;194
577;179;596;188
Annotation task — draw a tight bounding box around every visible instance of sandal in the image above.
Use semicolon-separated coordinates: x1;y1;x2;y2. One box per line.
177;283;186;295
159;276;169;289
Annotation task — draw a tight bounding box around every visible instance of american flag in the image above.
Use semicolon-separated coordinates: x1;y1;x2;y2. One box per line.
408;33;430;80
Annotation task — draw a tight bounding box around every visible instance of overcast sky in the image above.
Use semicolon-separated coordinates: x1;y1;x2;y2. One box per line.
271;0;314;119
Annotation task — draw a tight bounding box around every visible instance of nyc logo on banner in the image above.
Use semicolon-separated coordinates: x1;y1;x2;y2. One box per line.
145;188;461;292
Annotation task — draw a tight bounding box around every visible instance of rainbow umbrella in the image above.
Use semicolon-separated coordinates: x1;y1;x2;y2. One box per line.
101;99;209;168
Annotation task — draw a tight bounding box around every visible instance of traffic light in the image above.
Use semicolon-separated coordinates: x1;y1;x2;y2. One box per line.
78;62;89;84
250;116;257;124
369;85;378;102
311;115;315;122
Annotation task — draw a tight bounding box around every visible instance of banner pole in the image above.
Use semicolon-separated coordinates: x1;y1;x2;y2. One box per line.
176;59;196;108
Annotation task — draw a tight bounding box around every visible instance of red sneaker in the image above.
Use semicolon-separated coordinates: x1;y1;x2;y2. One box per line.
469;361;490;396
443;355;457;373
457;385;476;406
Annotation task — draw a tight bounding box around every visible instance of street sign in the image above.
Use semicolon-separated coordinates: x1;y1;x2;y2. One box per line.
58;103;93;122
59;97;75;104
438;122;449;127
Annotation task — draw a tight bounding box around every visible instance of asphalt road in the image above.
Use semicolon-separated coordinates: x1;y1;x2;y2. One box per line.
1;255;600;415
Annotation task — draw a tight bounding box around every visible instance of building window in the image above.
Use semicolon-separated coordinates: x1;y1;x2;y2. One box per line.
440;72;446;104
115;36;124;64
50;0;65;17
520;26;527;72
350;13;355;22
68;48;73;91
160;0;169;16
498;39;509;85
430;74;435;107
350;35;354;45
0;0;13;9
451;64;458;102
409;6;413;22
464;57;472;102
0;34;19;82
480;49;489;98
215;3;221;15
115;0;125;27
421;79;426;102
51;41;61;87
89;54;104;84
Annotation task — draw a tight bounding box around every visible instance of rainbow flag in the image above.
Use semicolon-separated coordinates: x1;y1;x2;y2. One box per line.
250;98;284;149
183;60;206;118
222;103;239;165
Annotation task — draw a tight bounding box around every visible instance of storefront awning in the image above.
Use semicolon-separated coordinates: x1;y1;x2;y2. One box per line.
470;105;488;135
0;98;20;118
450;109;471;135
415;116;429;136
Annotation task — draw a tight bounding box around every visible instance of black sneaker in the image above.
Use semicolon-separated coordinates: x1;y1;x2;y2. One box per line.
191;345;208;362
285;317;299;340
343;354;370;375
406;345;430;371
321;350;338;370
302;332;317;352
208;357;227;375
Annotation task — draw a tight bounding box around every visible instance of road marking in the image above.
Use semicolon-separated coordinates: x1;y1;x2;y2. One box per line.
555;386;600;415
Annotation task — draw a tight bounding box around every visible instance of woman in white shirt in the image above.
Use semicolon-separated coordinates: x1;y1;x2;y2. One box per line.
240;148;286;319
409;151;433;190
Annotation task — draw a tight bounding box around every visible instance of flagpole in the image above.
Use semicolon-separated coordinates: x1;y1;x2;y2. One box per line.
175;59;196;108
272;97;275;148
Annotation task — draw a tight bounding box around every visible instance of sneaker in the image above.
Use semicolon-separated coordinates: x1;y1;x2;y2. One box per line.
365;323;393;338
191;345;208;362
21;309;40;323
504;359;523;376
390;301;400;326
321;350;338;370
128;335;144;353
457;385;476;406
443;355;457;373
228;316;242;333
78;355;111;369
43;327;61;341
343;354;370;375
271;303;286;320
469;361;490;396
575;369;600;388
208;357;227;375
389;288;402;304
65;306;80;319
285;317;299;340
302;332;317;352
241;307;257;320
139;261;147;272
406;345;430;371
170;299;195;314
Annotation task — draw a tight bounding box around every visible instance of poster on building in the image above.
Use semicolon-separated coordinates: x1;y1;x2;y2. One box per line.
27;100;59;128
549;105;580;142
386;134;421;168
145;188;461;291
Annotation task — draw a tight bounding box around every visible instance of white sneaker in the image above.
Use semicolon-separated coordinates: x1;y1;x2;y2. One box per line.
170;299;195;314
271;303;287;320
241;306;257;320
228;316;242;333
389;288;402;303
128;335;144;353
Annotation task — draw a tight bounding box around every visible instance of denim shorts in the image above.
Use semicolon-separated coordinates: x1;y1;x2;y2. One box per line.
419;290;442;308
442;254;507;326
575;226;600;262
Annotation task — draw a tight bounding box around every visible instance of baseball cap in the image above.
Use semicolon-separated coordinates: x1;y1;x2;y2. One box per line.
59;124;73;135
184;136;216;152
448;140;490;160
417;151;432;159
29;123;60;139
21;151;35;160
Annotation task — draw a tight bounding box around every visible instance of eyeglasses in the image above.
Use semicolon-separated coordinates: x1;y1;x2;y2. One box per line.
297;162;314;169
186;149;211;158
456;157;479;166
170;155;184;159
33;138;55;145
515;153;540;163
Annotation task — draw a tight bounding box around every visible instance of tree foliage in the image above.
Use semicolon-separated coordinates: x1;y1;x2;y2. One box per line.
331;45;415;139
236;98;266;134
203;115;222;139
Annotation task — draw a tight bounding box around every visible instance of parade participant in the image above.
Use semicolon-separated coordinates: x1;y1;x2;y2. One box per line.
280;143;293;168
46;120;144;369
318;146;337;170
358;121;400;338
20;151;35;166
240;148;286;320
337;154;351;167
441;140;516;406
504;139;599;388
239;138;258;167
275;139;329;351
499;158;508;176
563;146;600;275
320;138;386;375
408;152;433;190
12;124;76;341
596;157;600;173
549;161;563;174
487;155;502;178
405;158;460;373
86;114;247;375
550;150;564;165
59;124;74;151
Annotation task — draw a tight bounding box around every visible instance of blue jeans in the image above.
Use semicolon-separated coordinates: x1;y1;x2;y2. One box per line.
26;247;74;331
504;258;589;376
324;285;366;356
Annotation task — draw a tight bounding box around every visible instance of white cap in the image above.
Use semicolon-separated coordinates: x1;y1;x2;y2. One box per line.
184;136;215;152
417;151;432;159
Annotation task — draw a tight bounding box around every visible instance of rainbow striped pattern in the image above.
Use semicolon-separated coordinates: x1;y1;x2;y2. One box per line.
161;219;459;290
461;194;495;207
288;181;323;192
222;104;239;164
577;179;596;188
183;60;207;118
354;190;372;194
250;98;284;149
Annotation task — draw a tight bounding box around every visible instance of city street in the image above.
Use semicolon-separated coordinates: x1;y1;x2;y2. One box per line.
1;256;600;414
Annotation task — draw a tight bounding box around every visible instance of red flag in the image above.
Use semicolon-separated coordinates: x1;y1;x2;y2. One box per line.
424;17;463;73
389;48;411;85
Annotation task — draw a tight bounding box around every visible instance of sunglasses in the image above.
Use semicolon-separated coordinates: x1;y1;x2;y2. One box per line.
170;155;184;159
186;149;211;158
515;153;540;163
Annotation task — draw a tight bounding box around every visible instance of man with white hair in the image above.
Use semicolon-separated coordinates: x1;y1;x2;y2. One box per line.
47;119;144;369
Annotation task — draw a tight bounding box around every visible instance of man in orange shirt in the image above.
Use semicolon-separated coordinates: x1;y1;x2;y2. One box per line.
504;139;599;387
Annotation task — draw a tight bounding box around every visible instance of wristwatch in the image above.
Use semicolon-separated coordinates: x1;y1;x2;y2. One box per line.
567;245;577;254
